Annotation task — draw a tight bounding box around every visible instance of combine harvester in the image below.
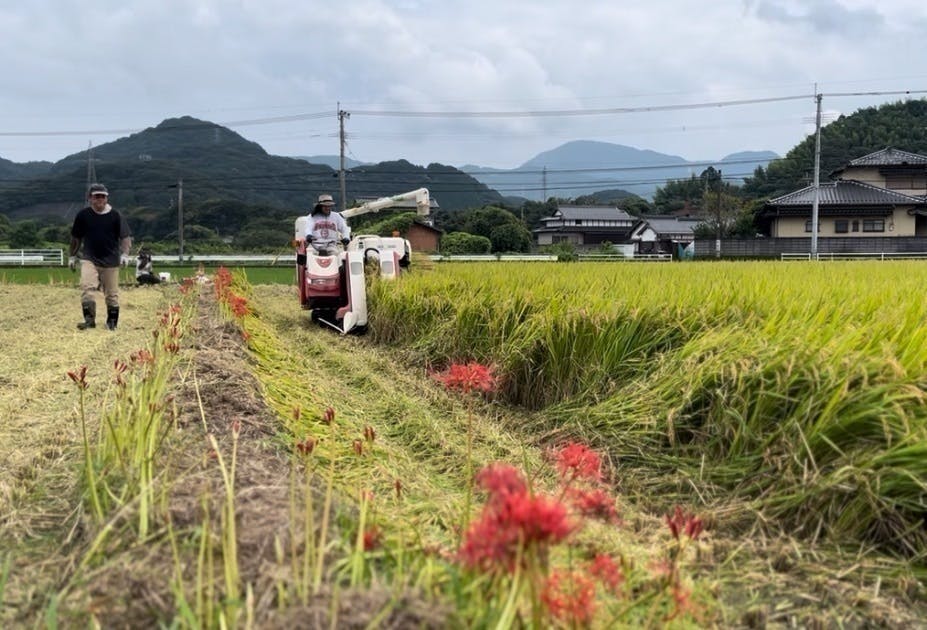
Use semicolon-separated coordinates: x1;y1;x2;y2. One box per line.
294;188;430;334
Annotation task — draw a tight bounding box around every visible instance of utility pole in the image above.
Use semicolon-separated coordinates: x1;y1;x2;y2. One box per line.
177;178;184;262
542;166;548;201
85;142;96;196
338;106;350;212
715;169;722;258
811;91;823;259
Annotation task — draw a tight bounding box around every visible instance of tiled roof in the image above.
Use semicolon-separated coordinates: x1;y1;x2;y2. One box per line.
847;147;927;167
767;180;927;206
636;216;702;235
554;205;635;221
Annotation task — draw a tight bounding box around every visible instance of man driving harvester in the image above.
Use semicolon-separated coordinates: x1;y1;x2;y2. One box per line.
305;193;350;254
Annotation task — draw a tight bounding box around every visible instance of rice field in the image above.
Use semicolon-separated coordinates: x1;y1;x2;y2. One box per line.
368;261;927;558
2;261;926;627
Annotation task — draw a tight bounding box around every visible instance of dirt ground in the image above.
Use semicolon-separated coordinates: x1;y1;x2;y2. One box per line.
1;282;926;628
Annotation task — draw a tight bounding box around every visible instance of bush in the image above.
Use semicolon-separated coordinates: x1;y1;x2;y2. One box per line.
441;232;492;255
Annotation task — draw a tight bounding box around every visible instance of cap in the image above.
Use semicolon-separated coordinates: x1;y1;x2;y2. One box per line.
316;194;334;206
88;183;108;196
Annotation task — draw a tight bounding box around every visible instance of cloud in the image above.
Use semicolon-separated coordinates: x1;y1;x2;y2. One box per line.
0;1;925;167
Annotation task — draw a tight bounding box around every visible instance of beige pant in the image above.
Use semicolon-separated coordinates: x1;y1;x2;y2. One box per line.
80;261;120;307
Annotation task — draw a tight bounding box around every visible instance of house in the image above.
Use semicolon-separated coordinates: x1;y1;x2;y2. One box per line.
351;193;443;253
405;221;442;253
533;205;635;249
762;148;927;237
629;215;703;255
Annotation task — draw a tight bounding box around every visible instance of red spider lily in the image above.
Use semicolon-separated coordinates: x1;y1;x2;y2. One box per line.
66;365;89;390
113;359;128;387
665;506;704;541
541;570;597;625
566;487;621;524
458;487;575;573
394;478;402;500
292;406;301;422
553;442;603;482
363;425;376;444
130;349;154;365
231;419;241;437
475;463;527;506
432;362;495;395
228;292;250;319
322;407;335;425
295;436;316;456
363;525;383;551
588;553;625;595
352;439;364;456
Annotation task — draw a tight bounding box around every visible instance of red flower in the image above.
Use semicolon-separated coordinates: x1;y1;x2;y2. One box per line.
322;407;335;425
66;365;89;390
665;506;704;541
458;483;575;573
363;425;376;444
352;439;364;456
588;553;625;595
541;570;597;625
475;463;527;505
566;487;620;524
553;442;603;482
295;436;316;456
433;362;495;395
363;525;382;551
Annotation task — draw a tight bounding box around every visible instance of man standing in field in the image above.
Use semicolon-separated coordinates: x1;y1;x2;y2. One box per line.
69;183;132;330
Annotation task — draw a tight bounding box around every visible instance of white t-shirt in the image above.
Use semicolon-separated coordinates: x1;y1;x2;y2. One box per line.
305;211;351;247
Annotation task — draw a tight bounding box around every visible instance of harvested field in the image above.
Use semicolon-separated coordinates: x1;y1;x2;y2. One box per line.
1;265;926;628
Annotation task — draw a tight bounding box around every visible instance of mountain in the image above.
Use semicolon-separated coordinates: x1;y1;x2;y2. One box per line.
462;140;778;201
0;117;504;220
0;156;53;180
294;155;367;169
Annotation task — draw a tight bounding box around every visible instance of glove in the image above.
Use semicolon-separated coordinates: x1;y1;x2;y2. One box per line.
68;256;78;271
120;255;131;267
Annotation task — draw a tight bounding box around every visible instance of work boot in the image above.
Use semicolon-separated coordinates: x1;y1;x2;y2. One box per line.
105;305;119;331
77;302;96;330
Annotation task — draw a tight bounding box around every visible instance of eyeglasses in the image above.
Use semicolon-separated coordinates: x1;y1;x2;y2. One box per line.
91;194;108;198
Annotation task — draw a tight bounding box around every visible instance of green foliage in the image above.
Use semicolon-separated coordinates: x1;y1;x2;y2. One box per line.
488;223;532;253
8;221;41;248
540;242;578;261
441;232;492;255
742;99;927;199
356;212;418;237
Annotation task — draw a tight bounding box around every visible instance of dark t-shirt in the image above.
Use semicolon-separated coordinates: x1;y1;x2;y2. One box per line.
71;207;131;267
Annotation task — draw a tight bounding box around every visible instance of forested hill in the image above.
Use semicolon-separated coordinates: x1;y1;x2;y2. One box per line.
0;116;504;218
743;99;927;199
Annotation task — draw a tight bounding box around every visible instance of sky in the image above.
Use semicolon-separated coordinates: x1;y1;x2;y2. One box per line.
2;0;926;170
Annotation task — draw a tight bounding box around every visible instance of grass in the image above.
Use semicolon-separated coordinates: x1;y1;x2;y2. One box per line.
0;265;294;285
367;261;927;560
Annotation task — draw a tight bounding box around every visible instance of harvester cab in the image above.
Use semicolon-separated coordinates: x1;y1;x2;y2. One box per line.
294;188;430;334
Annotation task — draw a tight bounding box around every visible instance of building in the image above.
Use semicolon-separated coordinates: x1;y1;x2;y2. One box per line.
629;215;702;255
533;205;636;249
762;148;927;238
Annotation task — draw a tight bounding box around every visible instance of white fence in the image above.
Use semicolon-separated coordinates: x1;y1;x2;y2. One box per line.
781;252;927;261
0;249;64;266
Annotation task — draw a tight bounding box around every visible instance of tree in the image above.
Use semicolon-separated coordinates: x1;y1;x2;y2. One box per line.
441;232;492;254
8;221;41;248
489;223;532;253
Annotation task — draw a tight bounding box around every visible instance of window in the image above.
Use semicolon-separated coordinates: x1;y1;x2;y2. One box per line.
804;220;821;233
834;220;849;233
862;220;885;233
851;220;859;232
575;220;582;226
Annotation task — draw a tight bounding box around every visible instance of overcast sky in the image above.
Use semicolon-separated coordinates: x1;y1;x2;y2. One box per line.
2;0;926;169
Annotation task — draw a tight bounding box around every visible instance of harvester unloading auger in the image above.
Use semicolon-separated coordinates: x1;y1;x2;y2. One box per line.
294;188;431;334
